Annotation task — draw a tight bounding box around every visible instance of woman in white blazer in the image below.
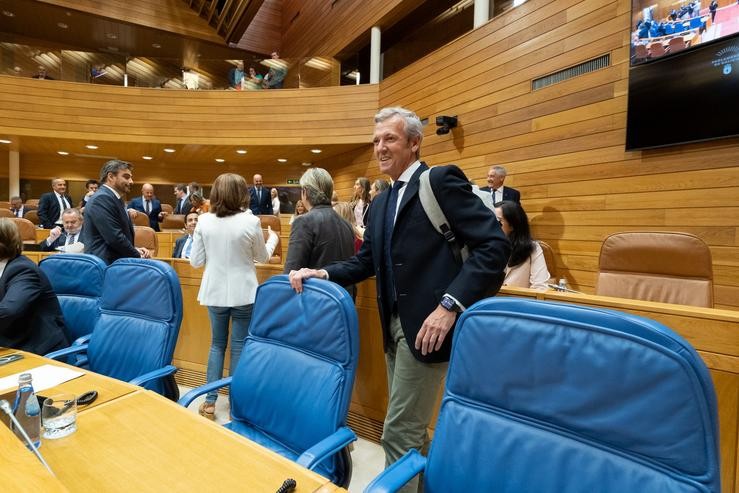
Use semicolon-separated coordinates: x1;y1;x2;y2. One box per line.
190;173;278;419
495;201;550;291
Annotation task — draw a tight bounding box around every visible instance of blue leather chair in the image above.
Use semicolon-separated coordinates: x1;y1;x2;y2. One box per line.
179;275;359;487
39;253;106;345
366;298;720;493
47;259;183;399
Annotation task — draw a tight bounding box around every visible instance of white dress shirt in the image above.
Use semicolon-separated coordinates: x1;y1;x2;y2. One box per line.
190;211;278;306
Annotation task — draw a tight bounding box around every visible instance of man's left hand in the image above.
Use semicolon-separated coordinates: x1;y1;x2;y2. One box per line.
415;306;456;356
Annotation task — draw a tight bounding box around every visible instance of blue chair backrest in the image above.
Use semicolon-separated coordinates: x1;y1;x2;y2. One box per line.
87;259;183;395
229;275;358;479
39;253;106;342
425;298;719;493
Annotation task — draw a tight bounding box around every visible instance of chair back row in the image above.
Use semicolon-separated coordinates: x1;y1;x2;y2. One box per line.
39;254;182;397
374;297;719;492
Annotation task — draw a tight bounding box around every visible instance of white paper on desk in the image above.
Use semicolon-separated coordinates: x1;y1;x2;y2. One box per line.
0;364;84;393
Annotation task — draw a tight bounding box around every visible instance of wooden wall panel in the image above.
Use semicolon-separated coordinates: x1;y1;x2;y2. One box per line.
37;0;224;44
0;76;377;145
235;0;282;55
325;0;739;311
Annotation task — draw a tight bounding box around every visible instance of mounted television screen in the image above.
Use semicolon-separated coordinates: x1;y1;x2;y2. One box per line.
630;0;739;66
625;33;739;150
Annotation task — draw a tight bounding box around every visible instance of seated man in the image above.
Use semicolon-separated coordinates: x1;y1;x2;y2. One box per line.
9;196;34;218
172;212;198;259
39;208;83;252
0;218;68;355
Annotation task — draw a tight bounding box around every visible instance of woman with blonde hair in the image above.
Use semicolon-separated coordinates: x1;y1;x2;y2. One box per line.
289;199;307;225
333;201;364;253
190;173;278;420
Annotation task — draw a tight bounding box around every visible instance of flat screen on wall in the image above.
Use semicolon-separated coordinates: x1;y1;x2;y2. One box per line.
630;0;739;66
625;33;739;150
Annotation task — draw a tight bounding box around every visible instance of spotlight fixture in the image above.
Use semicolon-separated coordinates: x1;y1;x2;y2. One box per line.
215;158;225;163
277;158;287;163
435;115;458;135
85;144;98;149
0;139;11;144
57;22;68;29
310;149;322;154
236;149;247;154
57;151;69;155
301;162;312;167
152;43;161;49
142;156;153;160
163;148;175;153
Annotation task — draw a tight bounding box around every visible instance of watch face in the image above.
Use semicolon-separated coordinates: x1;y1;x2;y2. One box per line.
441;296;455;311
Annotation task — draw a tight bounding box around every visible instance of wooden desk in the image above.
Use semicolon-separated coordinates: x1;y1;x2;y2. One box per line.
0;350;138;412
39;390;341;492
0;424;68;492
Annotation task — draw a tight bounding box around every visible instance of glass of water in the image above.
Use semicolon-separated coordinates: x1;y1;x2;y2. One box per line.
42;394;77;439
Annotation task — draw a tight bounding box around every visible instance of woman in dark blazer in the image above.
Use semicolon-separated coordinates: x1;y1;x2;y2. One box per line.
283;168;356;295
0;218;68;354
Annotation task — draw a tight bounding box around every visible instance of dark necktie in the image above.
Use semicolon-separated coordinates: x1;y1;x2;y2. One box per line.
177;198;183;214
382;180;404;308
145;200;151;214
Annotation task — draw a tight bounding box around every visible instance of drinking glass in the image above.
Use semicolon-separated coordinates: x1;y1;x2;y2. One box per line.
42;394;77;439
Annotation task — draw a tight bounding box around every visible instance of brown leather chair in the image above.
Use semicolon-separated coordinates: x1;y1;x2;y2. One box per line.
161;203;174;214
25;199;40;207
537;240;556;283
0;201;10;209
257;214;281;233
134;226;158;257
595;232;713;308
132;212;150;227
258;215;282;263
11;217;37;244
648;42;666;57
0;209;15;218
668;36;687;53
161;214;185;231
24;210;39;225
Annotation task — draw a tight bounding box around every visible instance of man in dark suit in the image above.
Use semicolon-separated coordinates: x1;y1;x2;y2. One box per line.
39;208;83;252
173;183;191;215
480;165;521;204
9;196;35;218
289;107;510;492
172;212;198;259
80;160;151;265
0;218;68;354
249;174;273;215
127;183;163;231
37;178;74;229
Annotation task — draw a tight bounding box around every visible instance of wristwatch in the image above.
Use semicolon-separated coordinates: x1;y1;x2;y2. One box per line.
440;295;460;313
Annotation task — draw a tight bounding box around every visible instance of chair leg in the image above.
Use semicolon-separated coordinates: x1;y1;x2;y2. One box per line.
334;446;353;489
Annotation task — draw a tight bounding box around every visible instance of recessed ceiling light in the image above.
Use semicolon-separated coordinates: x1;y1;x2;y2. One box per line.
57;22;68;29
302;162;312;167
106;33;117;39
85;144;98;149
215;158;225;163
236;149;247;154
12;66;20;72
0;139;11;144
152;43;161;49
2;10;15;17
163;148;175;153
57;151;69;156
310;149;322;154
142;156;153;160
277;158;287;163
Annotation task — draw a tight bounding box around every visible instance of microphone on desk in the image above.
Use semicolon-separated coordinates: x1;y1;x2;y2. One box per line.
547;283;584;294
275;478;296;493
0;399;55;476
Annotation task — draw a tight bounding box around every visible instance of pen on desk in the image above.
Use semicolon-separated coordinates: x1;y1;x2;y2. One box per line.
275;478;296;493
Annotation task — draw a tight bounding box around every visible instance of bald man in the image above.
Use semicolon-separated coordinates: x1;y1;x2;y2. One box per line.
249;173;273;215
127;183;163;231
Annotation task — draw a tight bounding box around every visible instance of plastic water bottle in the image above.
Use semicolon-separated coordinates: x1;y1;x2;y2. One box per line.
558;279;568;292
12;373;41;448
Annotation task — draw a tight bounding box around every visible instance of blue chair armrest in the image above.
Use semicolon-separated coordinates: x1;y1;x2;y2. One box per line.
364;449;427;493
177;377;232;407
129;365;177;387
297;426;357;470
45;344;89;361
71;334;92;346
